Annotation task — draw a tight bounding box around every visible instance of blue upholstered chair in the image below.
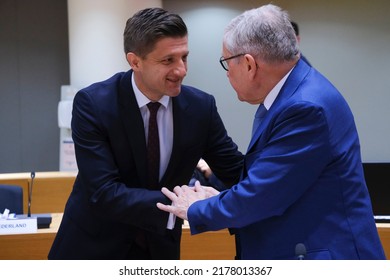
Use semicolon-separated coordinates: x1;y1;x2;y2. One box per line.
0;185;23;214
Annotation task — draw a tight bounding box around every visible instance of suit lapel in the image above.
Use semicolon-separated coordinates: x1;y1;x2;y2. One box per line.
159;92;190;190
118;75;191;190
118;70;148;186
247;59;311;152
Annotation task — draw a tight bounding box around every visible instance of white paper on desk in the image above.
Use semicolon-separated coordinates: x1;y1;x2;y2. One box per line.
58;100;73;129
0;218;37;235
0;208;10;219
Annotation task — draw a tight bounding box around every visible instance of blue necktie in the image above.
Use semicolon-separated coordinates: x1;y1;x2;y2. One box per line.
252;104;267;136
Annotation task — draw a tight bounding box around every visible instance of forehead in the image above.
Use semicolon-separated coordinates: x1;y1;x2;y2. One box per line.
149;36;188;56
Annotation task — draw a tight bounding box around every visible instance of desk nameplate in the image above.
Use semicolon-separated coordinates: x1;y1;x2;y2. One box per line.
0;218;37;235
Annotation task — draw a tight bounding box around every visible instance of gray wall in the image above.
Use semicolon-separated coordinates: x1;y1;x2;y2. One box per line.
1;0;389;173
0;0;69;173
164;0;390;162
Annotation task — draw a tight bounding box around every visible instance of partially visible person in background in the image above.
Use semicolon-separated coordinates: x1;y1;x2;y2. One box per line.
291;21;311;66
189;159;226;191
157;4;385;260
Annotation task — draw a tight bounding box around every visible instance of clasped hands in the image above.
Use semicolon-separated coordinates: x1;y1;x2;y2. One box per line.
157;181;219;220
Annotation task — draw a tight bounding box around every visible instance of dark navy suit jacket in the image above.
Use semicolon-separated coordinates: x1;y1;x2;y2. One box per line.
188;60;386;260
48;70;243;259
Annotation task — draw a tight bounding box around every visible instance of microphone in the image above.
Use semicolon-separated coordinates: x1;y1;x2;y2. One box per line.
27;171;35;217
19;172;52;228
295;243;306;260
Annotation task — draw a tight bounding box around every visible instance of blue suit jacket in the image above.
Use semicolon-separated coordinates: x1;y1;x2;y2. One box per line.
48;70;243;259
188;60;386;260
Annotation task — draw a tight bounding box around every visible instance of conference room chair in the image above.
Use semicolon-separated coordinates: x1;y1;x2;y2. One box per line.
0;184;23;214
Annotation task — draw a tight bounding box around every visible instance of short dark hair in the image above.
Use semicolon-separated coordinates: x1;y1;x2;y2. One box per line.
123;7;187;58
291;21;299;36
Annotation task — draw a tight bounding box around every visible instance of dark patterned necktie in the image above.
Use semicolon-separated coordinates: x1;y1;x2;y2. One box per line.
147;102;161;189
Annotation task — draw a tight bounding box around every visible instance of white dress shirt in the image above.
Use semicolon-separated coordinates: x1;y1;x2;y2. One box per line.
131;74;175;229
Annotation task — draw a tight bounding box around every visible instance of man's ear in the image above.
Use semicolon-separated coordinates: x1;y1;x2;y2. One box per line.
244;54;258;79
126;52;140;70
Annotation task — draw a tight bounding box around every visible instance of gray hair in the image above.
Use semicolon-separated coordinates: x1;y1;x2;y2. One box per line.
223;4;299;63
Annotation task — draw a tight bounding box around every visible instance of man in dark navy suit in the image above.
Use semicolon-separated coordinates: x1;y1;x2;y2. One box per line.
48;7;243;260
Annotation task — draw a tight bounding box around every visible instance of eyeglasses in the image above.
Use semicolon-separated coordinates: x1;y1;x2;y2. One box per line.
219;53;245;71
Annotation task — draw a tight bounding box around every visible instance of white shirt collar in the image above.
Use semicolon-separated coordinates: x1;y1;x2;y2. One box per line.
263;67;294;110
131;73;170;109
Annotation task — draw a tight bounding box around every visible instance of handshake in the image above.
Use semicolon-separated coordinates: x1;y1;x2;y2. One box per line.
156;181;220;220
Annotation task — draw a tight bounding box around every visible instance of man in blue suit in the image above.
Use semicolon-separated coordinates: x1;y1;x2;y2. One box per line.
48;8;243;260
157;4;385;260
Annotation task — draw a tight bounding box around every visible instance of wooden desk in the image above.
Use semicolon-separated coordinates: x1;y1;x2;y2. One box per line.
0;213;235;260
0;213;62;260
181;222;235;259
1;213;389;260
0;172;76;213
0;172;236;259
1;172;388;260
378;223;390;259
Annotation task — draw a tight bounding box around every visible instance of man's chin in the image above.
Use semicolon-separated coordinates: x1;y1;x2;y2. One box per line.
166;87;182;97
237;94;245;102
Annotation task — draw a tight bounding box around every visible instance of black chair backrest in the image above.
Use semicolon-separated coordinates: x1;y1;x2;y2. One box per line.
0;185;23;214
